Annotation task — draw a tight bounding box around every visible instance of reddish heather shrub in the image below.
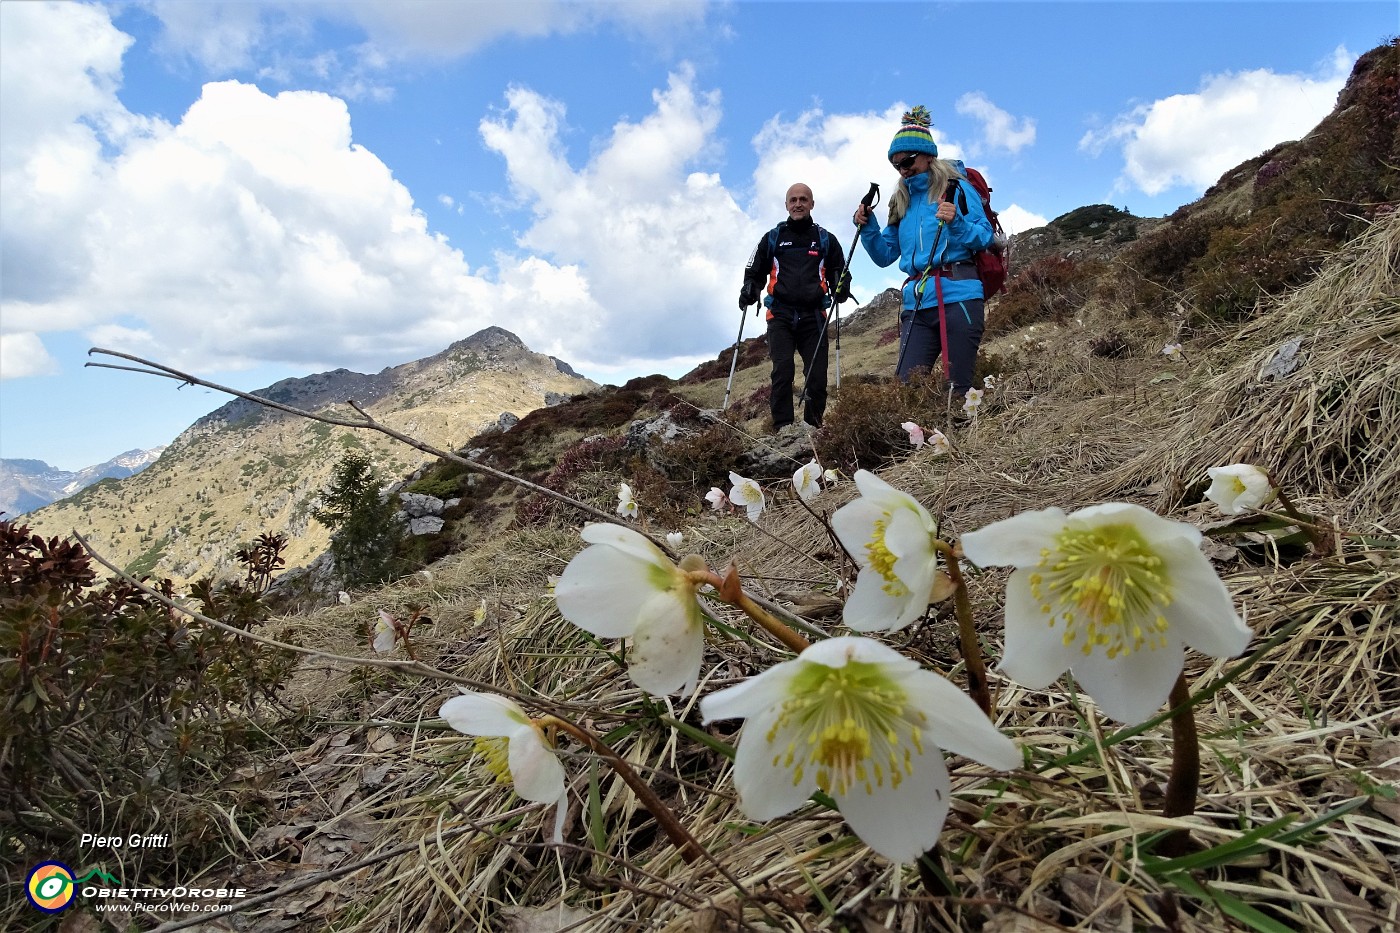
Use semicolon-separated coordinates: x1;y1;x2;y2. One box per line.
678;335;770;385
987;255;1095;337
515;435;630;526
814;372;948;473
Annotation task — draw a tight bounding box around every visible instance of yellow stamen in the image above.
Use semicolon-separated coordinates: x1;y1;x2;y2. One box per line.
473;737;512;785
865;517;910;598
1029;522;1174;658
770;661;925;797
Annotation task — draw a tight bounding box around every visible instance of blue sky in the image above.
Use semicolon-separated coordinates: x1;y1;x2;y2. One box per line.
1;1;1394;471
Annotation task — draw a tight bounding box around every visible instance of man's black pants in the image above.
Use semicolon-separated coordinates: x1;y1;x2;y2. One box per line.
767;308;829;429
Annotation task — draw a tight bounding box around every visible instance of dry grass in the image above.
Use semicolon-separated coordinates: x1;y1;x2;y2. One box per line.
1093;211;1400;526
163;217;1398;933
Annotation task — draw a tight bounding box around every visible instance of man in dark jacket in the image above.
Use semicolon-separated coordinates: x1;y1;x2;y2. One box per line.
739;183;847;430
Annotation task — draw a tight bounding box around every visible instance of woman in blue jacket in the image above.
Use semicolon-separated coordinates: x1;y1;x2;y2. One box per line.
854;106;993;398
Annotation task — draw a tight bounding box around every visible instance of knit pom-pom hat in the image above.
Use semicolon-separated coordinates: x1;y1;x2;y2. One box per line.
888;105;938;160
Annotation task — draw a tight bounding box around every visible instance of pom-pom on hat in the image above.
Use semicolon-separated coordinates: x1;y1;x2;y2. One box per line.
888;105;938;160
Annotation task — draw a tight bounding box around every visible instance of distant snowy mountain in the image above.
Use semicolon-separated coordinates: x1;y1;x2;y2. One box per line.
0;447;166;517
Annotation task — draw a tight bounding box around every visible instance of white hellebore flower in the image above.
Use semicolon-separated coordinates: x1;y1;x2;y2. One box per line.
372;610;397;654
901;421;927;447
831;470;942;632
962;388;984;416
705;486;729;511
1163;342;1183;359
926;429;951;457
701;636;1019;863
666;531;684;549
439;692;567;843
961;502;1251;725
983;374;997;391
729;471;766;522
616;482;638;519
1204;464;1278;515
555;523;705;695
823;468;841;485
793;460;824;502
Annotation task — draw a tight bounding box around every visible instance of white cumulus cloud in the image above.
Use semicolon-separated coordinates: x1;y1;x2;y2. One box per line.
0;333;60;380
1080;48;1353;196
997;205;1049;237
141;0;710;94
956;92;1036;154
479;68;752;372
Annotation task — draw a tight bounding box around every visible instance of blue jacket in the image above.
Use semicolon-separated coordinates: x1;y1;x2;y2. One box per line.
859;169;994;308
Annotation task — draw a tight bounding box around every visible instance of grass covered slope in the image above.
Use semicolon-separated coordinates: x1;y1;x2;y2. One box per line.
244;212;1398;933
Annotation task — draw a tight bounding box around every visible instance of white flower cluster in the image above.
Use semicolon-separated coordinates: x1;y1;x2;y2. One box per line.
440;458;1269;865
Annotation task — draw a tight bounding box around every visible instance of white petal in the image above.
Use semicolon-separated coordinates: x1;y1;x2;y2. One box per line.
507;724;567;803
801;634;919;670
997;570;1075;689
701;661;798;724
961;507;1068;568
830;498;889;564
548;791;568;844
555;545;662;638
1072;638;1185;725
851;469;899;501
579;522;668;565
842;567;917;632
1075;501;1200;550
628;592;704;695
1156;537;1252;658
440;693;529;737
836;741;952;863
731;706;816;821
901;670;1020;771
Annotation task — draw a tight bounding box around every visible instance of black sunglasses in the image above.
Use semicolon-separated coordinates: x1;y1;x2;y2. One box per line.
891;154;920;171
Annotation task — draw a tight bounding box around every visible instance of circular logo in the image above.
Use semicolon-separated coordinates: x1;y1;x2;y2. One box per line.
26;861;76;913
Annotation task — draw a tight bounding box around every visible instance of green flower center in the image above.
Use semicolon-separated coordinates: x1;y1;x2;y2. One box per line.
865;517;910;598
766;661;926;797
473;737;513;785
1028;523;1172;658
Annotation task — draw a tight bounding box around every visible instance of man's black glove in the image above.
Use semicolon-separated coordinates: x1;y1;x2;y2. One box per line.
832;271;856;306
738;284;758;309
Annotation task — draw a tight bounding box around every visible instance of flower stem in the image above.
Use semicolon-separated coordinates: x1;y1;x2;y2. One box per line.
541;716;705;863
942;544;992;718
694;567;811;654
1160;672;1200;858
1274;489;1331;553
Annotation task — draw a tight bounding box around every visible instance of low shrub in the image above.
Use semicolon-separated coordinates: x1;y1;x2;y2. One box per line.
0;518;298;887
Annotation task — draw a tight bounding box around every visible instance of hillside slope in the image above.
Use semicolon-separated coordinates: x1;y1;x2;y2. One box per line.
23;327;592;583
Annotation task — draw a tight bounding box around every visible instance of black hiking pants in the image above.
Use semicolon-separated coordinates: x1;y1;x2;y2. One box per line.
767;307;829;429
895;298;985;396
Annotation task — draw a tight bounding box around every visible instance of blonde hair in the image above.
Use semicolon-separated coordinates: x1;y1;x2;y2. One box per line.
887;158;964;226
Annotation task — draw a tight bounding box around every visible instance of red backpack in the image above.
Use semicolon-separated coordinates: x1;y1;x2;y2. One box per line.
948;165;1010;298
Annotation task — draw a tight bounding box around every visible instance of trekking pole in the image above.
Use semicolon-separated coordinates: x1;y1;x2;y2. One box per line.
722;303;756;410
799;182;879;408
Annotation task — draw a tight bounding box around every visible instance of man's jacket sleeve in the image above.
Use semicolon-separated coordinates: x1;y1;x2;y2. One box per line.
742;234;770;294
